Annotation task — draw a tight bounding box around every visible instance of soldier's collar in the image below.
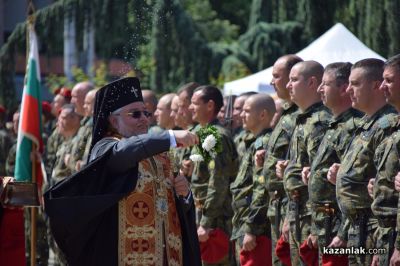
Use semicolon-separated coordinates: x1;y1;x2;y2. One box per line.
298;101;323;117
362;104;396;130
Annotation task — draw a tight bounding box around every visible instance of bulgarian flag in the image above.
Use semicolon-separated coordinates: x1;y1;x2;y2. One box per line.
14;24;45;189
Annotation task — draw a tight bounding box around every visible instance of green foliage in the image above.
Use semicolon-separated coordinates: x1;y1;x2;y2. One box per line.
182;0;240;44
44;62;109;92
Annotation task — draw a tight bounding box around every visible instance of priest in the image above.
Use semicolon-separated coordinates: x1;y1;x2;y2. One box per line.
44;77;201;266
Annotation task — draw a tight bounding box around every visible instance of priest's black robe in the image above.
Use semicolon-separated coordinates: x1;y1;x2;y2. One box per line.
44;131;201;266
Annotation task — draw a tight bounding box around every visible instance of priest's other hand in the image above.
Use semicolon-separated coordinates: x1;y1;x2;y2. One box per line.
173;172;190;197
242;233;257;251
197;226;211;242
181;159;194;177
173;130;199;148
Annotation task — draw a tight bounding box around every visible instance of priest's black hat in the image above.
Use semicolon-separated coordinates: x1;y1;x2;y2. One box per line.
89;77;143;156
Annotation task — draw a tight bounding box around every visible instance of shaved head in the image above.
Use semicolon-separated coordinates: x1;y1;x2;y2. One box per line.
294;61;324;84
247;93;276;115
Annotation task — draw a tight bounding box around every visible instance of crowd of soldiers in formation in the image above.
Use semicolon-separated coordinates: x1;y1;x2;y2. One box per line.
1;53;400;266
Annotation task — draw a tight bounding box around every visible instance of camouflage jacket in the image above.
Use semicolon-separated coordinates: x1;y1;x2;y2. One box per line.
372;124;400;219
51;137;74;185
337;105;398;218
234;128;254;163
309;108;363;205
67;117;92;173
5;141;17;176
231;128;272;239
263;102;299;196
284;102;332;202
190;120;239;228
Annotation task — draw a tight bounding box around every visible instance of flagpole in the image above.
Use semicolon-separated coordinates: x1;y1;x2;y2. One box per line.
27;2;38;265
30;143;37;266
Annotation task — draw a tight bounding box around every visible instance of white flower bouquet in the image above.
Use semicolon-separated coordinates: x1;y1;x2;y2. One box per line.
189;125;222;163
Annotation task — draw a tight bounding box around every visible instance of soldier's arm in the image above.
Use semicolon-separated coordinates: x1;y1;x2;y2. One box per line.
243;165;269;236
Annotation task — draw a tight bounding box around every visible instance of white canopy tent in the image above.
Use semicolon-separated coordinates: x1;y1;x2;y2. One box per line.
223;23;386;96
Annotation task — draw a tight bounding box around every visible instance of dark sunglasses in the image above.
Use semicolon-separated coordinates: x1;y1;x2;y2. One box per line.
114;110;152;119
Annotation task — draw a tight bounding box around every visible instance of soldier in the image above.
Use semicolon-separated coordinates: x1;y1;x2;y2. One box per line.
255;54;302;266
305;63;363;262
233;92;257;162
5;110;19;176
66;82;93;174
48;104;82;265
176;82;200;181
278;61;331;266
45;88;71;177
188;85;238;265
142;89;158;127
231;94;275;264
154;93;176;130
334;58;398;266
369;54;400;266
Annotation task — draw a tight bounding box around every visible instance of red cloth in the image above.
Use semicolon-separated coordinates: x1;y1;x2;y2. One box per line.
275;235;292;266
59;87;71;98
0;208;25;266
240;235;272;266
322;254;348;266
199;228;230;264
0;105;5;114
299;240;318;266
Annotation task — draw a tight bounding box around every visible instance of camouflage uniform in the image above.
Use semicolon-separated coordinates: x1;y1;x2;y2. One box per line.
0;129;14;176
234;128;254;163
190;120;238;266
47;137;76;266
67;117;92;173
337;105;398;266
283;102;331;266
263;102;298;265
231;128;272;263
45;129;64;178
372;124;400;265
171;125;195;181
308;108;363;259
5;141;16;176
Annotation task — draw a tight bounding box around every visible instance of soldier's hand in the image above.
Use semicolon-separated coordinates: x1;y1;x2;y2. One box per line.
276;160;289;179
197;226;211;242
282;218;290;242
181;159;194;177
301;167;311;185
307;234;318;248
172;172;190;197
390;248;400;266
172;130;199;148
242;233;257;251
368;178;375;198
327;236;347;248
394;172;400;192
371;254;379;266
327;163;340;185
254;150;266;168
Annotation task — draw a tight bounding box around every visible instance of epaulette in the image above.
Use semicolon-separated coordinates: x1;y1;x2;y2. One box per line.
254;137;263;150
376;113;398;129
